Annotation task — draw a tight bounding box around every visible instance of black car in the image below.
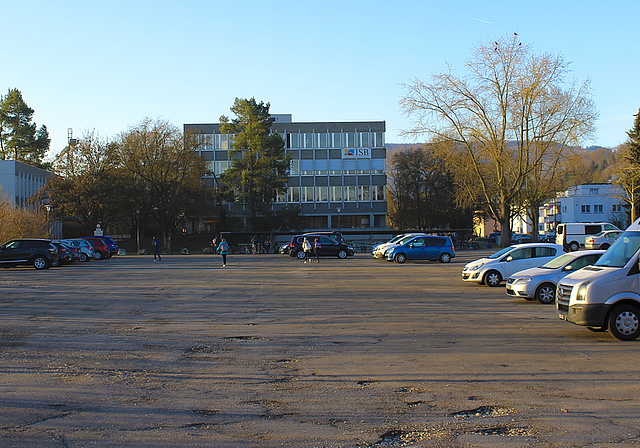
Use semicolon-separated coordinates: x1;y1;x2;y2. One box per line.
0;238;59;270
288;234;354;259
51;241;74;266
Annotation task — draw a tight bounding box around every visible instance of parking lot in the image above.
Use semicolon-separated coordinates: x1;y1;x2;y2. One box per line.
1;251;639;447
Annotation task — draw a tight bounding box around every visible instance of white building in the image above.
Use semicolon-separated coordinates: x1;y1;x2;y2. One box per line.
0;160;51;207
540;183;629;235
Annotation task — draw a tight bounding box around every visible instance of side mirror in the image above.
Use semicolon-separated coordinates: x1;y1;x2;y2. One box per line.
506;256;513;262
409;244;414;248
563;265;574;271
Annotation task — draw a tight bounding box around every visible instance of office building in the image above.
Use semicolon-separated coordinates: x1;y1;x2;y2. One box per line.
184;115;387;230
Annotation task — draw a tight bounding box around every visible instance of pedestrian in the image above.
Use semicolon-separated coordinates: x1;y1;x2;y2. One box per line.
313;238;321;263
251;235;260;255
212;235;220;254
152;235;162;261
302;237;312;264
217;238;229;267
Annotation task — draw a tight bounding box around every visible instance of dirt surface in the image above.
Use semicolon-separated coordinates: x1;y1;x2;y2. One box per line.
1;250;640;447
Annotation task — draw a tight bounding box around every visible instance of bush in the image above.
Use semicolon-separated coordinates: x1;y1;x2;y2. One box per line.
0;192;48;243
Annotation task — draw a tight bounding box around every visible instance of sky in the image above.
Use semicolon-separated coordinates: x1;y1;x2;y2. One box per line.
2;0;638;160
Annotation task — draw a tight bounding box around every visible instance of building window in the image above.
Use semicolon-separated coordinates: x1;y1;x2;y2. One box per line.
613;204;622;212
214;133;229;149
344;132;355;148
288;187;300;202
330;133;342;148
301;186;314;202
315;133;328;148
373;132;384;148
316;186;328;202
581;205;591;213
357;132;369;148
214;161;229;175
330;186;342;202
594;204;603;213
289;133;300;148
345;186;357;201
589;188;599;195
276;190;287;203
303;133;314;148
289;159;299;175
358;185;370;201
373;185;385;201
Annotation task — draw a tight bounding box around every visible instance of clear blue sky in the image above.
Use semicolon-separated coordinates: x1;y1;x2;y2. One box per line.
2;0;638;160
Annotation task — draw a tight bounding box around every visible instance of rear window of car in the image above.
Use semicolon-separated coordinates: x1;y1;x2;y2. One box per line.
535;247;556;257
425;237;447;247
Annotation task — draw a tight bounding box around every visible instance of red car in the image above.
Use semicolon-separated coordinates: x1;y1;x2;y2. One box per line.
82;237;111;259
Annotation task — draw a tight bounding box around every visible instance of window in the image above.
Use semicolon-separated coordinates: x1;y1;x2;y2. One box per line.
301;186;314;202
589;188;599;195
508;248;533;260
613;204;623;212
289;159;300;175
344;132;355;148
289;133;300;148
358;185;370;201
357;132;369;148
330;133;342;148
373;132;384;148
344;186;357;201
288;187;300;202
594;204;603;213
315;133;328;148
214;133;229;149
330;186;342;202
316;186;328;202
535;247;556;257
214;161;229;175
581;205;591;213
372;185;385;201
276;190;287;203
303;133;313;148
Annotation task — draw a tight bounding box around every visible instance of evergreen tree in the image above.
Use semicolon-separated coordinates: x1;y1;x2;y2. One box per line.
219;98;290;222
0;88;50;167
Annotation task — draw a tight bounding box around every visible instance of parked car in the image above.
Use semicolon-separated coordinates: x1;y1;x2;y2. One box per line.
584;230;622;250
372;233;426;259
82;237;111;259
506;250;604;304
0;238;59;270
288;234;354;259
556;222;619;251
51;241;74;266
511;233;533;244
63;238;95;262
462;243;565;287
279;242;290;255
84;235;118;256
384;235;455;263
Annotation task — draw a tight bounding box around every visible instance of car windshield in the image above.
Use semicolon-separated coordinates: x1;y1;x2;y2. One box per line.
541;253;576;269
397;235;417;245
487;246;516;259
388;234;407;244
594;231;606;237
595;231;640;268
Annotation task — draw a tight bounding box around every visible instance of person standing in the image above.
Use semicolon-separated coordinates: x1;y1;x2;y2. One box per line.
313;238;321;263
217;238;229;267
302;237;312;264
152;235;162;261
212;235;220;254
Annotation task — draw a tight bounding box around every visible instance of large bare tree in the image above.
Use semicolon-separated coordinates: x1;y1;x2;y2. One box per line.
400;34;597;245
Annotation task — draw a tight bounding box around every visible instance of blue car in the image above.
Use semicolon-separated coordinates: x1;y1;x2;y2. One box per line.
384;235;455;264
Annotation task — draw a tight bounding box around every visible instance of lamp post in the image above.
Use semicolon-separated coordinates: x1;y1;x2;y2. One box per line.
44;204;52;238
336;207;341;232
136;209;140;255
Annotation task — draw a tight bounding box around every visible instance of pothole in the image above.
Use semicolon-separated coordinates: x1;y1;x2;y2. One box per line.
449;405;515;419
373;429;426;447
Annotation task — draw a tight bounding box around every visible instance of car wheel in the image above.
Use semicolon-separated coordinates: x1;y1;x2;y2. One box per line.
296;251;305;260
439;253;452;263
79;253;88;262
95;251;103;260
33;256;48;270
535;282;556;304
485;270;502;287
607;304;640;341
394;253;407;264
600;243;610;250
337;250;348;259
569;241;579;251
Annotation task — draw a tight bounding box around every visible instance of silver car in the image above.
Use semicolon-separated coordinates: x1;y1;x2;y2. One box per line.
584;230;622;250
62;238;95;262
505;250;604;304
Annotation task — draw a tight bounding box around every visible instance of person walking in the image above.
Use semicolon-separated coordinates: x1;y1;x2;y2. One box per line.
217;238;229;267
152;235;162;261
313;238;321;263
302;237;312;264
212;235;220;254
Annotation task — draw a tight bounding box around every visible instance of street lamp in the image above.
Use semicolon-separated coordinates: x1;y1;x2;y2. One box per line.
336;207;341;232
44;204;52;238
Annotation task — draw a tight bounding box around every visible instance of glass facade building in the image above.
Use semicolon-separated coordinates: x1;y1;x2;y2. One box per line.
184;115;387;229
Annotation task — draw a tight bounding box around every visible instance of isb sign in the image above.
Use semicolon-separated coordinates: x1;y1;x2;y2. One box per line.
342;148;371;159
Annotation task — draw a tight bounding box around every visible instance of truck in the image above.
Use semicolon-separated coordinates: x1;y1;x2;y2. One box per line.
556;218;640;340
555;222;619;251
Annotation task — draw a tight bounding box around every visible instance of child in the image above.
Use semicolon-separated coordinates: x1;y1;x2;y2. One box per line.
217;238;229;267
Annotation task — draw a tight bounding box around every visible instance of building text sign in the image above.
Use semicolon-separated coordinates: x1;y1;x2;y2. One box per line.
342;148;371;158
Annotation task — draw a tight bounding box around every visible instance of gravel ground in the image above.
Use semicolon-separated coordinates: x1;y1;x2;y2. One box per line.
1;251;639;447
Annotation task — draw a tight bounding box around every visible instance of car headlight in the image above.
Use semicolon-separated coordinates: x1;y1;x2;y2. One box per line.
575;281;593;301
348;246;354;251
513;277;532;285
468;263;483;271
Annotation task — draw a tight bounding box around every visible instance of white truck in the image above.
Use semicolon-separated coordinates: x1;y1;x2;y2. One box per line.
555;222;619;251
556;218;640;340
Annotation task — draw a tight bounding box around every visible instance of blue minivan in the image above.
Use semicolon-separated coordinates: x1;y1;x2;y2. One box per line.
384;235;455;264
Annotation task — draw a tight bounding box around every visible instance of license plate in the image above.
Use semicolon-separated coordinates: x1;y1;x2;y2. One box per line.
558;314;566;320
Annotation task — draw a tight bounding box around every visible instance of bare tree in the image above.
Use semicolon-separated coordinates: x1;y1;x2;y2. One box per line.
400;34;597;245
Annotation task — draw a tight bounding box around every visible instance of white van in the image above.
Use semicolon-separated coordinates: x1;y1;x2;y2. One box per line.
557;218;640;340
555;222;619;251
